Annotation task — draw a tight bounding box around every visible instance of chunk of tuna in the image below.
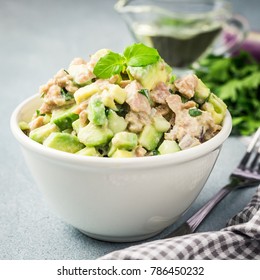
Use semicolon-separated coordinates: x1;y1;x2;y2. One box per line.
174;74;198;99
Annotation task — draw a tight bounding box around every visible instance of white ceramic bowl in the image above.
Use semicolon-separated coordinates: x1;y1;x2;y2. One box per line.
10;94;232;242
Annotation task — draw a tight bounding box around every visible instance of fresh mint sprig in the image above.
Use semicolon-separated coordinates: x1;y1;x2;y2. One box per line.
93;43;160;79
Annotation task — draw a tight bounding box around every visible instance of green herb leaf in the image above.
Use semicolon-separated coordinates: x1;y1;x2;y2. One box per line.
192;51;260;135
218;80;239;102
189;108;202;117
93;52;125;79
210;58;231;82
169;75;176;84
36;109;45;117
181;96;189;103
61;88;74;101
124;43;160;67
138;88;153;104
116;103;130;118
241;71;260;89
152;149;160;156
93;43;161;79
138;89;149;99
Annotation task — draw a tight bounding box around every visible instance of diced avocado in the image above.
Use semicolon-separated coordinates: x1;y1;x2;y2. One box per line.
112;132;138;149
42;113;51;124
88;96;107;126
194;79;210;104
101;90;117;110
107;109;127;134
127;59;172;90
78;123;113;147
111;149;134;158
153;115;171;132
43;132;84;153
29;123;59;144
72;119;81;135
62;128;73;134
100;85;127;110
76;147;100;157
108;85;127;104
108;131;138;156
74;83;100;104
158;140;181;155
19;121;29;131
51;106;79;131
138;124;163;151
202;93;227;124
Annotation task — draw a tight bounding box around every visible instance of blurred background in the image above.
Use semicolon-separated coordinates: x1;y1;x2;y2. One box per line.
0;0;259;259
1;0;259;105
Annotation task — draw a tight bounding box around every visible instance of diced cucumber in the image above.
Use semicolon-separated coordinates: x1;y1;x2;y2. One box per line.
43;132;84;153
108;85;127;104
29;123;59;144
138;125;163;151
78;123;113;147
107;109;127;134
108;131;138;156
194;79;210;104
74;83;100;104
127;59;172;90
76;147;100;157
202;93;227;124
101;90;117;110
43;114;51;124
88;96;107;126
19;121;29;131
62;128;73;134
51;106;79;131
153;115;171;132
158;140;180;155
111;149;134;158
112;132;138;150
72;119;81;135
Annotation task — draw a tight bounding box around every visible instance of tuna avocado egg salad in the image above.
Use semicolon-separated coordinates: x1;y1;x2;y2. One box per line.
20;43;227;158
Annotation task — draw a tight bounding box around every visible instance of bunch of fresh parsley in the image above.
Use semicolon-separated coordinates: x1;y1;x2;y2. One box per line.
193;51;260;135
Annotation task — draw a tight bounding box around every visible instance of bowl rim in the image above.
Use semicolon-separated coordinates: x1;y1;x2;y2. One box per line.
10;94;232;169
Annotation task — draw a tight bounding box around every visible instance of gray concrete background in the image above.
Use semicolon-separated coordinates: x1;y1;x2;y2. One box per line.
1;0;259;259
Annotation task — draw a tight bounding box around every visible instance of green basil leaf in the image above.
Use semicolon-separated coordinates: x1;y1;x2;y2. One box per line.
124;43;160;67
93;52;125;79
